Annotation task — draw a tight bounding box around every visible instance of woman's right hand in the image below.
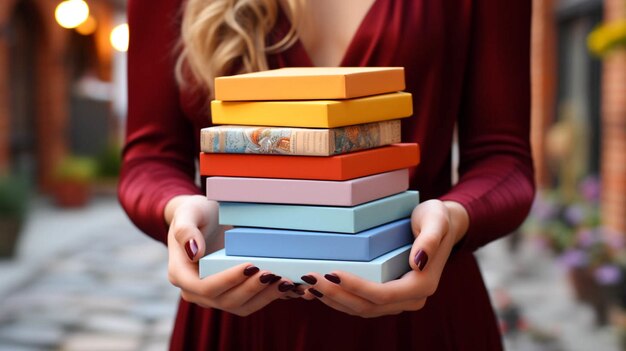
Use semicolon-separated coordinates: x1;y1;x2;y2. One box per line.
164;195;299;316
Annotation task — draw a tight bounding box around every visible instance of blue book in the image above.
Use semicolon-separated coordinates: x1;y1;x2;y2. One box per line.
200;245;412;283
218;191;419;233
225;218;413;261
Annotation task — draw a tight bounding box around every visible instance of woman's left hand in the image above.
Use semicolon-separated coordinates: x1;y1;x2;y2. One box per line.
299;199;469;318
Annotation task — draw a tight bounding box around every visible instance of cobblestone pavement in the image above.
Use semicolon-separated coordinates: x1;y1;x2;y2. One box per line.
0;197;621;350
478;237;619;351
0;197;179;351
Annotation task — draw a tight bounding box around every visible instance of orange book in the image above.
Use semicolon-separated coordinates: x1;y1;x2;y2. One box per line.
214;67;405;101
199;144;420;181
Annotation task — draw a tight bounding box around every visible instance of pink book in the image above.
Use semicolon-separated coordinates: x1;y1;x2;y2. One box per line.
206;169;409;206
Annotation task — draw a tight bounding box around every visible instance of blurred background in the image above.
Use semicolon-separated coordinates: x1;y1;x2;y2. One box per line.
0;0;625;350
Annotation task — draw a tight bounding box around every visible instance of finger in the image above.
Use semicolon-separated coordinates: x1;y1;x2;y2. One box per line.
171;257;258;298
283;290;303;299
306;288;358;316
237;279;293;316
305;280;426;318
294;283;314;300
409;207;448;272
170;220;206;262
214;270;283;310
408;217;458;300
307;273;429;317
304;273;374;314
179;289;215;309
314;270;430;305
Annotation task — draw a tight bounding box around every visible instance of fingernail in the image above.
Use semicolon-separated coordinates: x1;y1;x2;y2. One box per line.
243;265;259;276
260;273;276;284
309;288;324;298
184;239;198;260
324;274;341;284
294;289;305;296
414;249;429;271
301;275;317;285
278;282;295;292
269;275;282;284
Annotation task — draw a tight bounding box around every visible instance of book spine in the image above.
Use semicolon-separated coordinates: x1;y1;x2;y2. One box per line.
201;126;331;156
330;120;401;155
201;121;401;156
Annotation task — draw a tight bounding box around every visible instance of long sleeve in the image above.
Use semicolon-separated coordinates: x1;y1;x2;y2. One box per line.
118;0;201;245
439;0;535;251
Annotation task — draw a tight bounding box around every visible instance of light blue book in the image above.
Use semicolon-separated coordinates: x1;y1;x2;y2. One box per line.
200;245;412;283
218;191;419;233
225;218;413;261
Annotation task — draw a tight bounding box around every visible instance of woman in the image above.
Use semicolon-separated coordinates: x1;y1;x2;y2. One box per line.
119;0;535;349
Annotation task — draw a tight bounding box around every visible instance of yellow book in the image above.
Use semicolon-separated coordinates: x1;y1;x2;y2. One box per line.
211;92;413;128
214;67;405;101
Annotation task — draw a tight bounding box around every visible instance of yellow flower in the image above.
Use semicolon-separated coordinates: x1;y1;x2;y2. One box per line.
587;19;626;57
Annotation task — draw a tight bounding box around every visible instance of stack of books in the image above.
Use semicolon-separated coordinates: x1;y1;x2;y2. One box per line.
198;67;421;283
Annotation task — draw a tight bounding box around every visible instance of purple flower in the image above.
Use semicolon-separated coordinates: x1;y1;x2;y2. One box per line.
580;176;601;203
559;249;588;268
577;228;598;248
531;195;558;222
564;204;586;226
593;264;622;285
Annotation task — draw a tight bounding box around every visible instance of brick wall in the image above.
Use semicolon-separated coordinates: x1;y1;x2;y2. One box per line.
0;0;19;174
601;0;626;234
0;0;116;191
531;0;558;189
0;0;70;190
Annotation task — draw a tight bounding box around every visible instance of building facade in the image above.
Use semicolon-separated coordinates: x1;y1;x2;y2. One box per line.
532;0;626;234
0;0;122;191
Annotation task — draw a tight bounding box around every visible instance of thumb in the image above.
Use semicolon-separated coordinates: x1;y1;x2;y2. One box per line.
409;202;449;272
170;218;207;263
170;197;218;262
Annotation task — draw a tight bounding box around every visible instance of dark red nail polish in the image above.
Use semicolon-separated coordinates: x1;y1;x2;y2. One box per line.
243;265;259;276
324;274;341;284
309;288;324;298
414;249;429;271
184;239;198;260
269;275;282;284
278;282;295;292
294;289;305;296
260;273;276;284
301;275;317;285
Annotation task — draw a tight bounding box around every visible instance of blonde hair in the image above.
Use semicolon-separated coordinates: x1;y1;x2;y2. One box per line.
175;0;300;94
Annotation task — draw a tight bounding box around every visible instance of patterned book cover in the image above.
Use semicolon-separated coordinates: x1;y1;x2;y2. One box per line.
200;120;401;156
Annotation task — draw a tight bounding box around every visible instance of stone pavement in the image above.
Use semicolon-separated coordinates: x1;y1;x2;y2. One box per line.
478;237;619;351
0;197;179;351
0;196;621;350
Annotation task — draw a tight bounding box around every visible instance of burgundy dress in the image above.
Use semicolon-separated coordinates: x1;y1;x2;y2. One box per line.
120;0;534;349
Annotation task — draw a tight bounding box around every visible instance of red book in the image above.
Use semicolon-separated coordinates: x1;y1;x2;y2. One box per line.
199;144;420;181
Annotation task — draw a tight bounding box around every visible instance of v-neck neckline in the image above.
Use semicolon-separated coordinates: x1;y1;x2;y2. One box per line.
281;0;383;68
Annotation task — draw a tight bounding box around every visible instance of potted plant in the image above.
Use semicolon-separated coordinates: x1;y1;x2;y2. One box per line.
93;143;122;195
0;173;29;257
52;155;97;208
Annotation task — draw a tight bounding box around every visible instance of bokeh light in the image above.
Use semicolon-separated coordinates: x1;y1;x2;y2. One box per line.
54;0;90;29
110;23;129;52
